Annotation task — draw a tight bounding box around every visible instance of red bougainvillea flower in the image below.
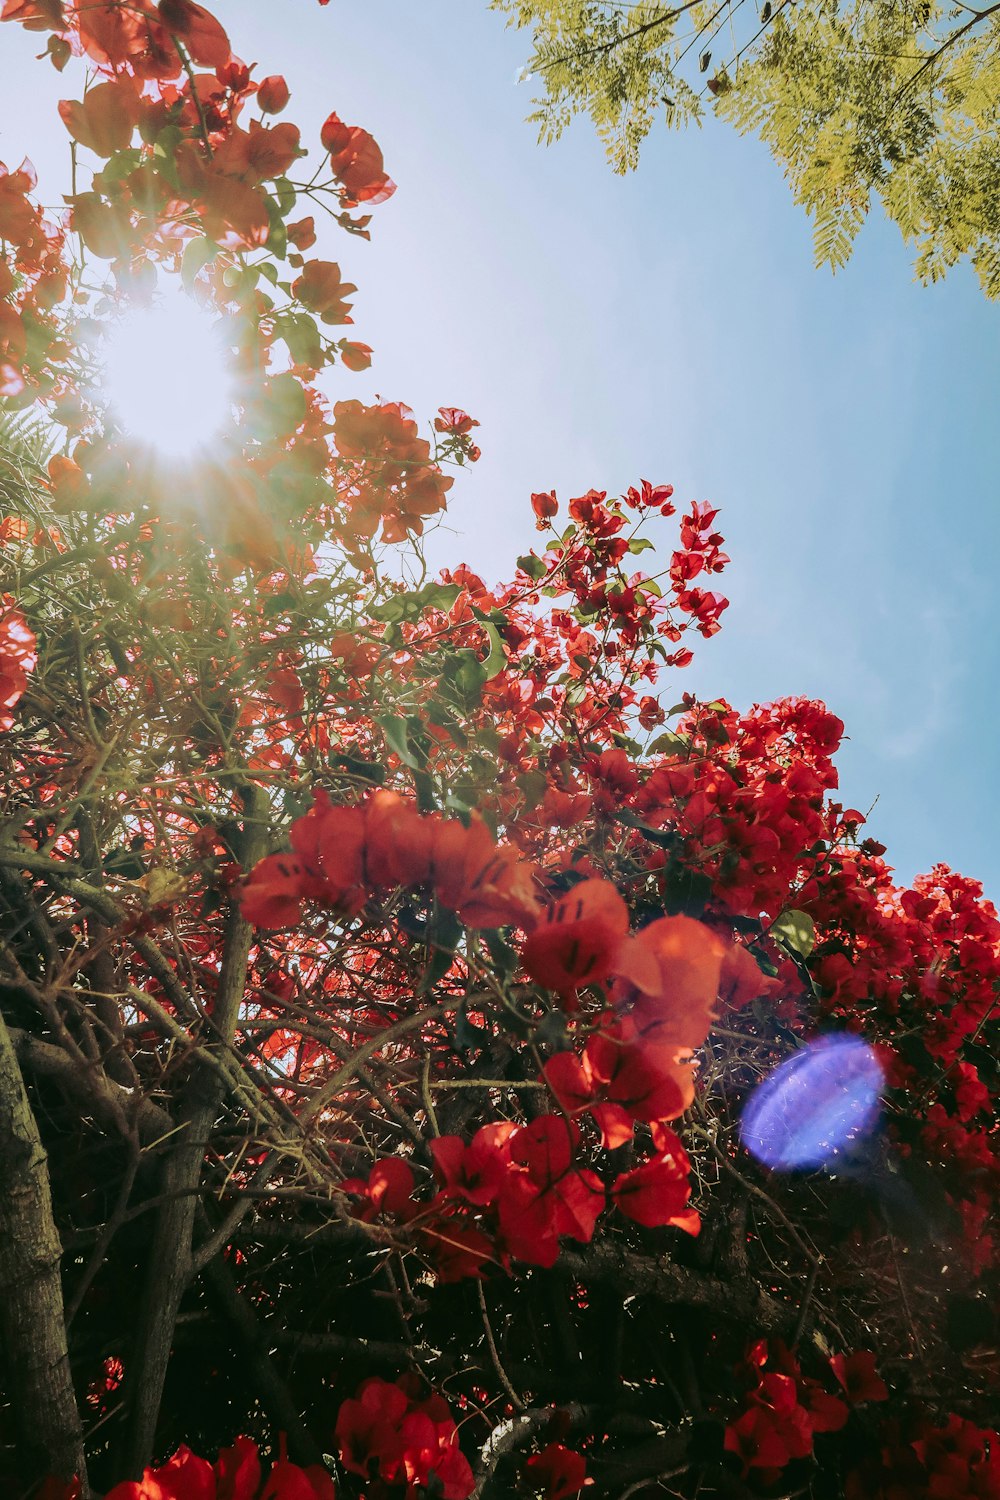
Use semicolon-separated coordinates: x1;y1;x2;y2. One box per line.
724;1405;796;1478
341;1157;416;1223
288;793;368;912
830;1350;889;1404
335;1376;472;1498
616;914;727;1049
719;939;769;1011
610;1125;700;1233
238;853;311;929
104;1444;216;1500
433;407;479;435
0;596;37;731
214;1436;262;1500
241;791;538;932
521;878;630;997
155;1;232;68
524;1442;589;1499
102;1433;336;1499
494;1114;605;1267
58;79;142;156
340;340;373;371
292;260;357;325
258;1452;335;1500
320;111;396;205
531;490;558;527
417;1205;498;1283
544;1011;700;1136
428;813;540;929
429;1122;515;1207
256;74;289;114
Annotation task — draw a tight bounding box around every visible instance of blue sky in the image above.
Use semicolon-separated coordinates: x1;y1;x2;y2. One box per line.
2;2;998;898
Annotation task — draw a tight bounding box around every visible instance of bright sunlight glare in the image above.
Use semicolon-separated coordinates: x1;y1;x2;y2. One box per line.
101;286;234;459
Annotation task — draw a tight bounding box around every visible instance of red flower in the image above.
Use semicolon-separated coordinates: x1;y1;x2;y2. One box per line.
341;1157;416;1223
611;1128;699;1233
286;216;316;250
0;596;36;731
104;1444;216;1500
340;340;373;371
830;1350;889;1404
215;1437;261;1500
155;1;232;67
258;1457;335;1500
531;490;558;527
616;914;726;1050
524;1442;589;1499
496;1115;605;1266
292;260;357;325
256;74;289;114
428;814;539;929
429;1124;513;1207
724;1405;795;1477
335;1377;472;1498
521;879;630;996
320;111;396;205
434;407;479;435
58;80;141;157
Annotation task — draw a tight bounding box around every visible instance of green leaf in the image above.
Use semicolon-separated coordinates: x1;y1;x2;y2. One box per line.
443;648;488;699
647;730;687;756
277;311;322;367
378;714;426;770
516;769;548;811
517;553;547;580
370;581;462;624
282;786;314;819
771;909;816;959
273;176;297;214
264;195;288;260
331;752;385;785
628;536;655;554
484;929;518;981
181;236;219;289
476;614;507;680
247;372;306;440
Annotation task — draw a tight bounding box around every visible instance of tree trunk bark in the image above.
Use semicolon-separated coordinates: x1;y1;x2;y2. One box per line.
0;1010;88;1496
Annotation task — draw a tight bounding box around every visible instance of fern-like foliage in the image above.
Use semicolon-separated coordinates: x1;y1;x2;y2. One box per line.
492;0;1000;294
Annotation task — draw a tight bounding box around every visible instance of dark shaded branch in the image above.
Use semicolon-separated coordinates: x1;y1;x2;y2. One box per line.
7;1024;171;1147
560;1243;790;1332
200;1254;323;1466
123;785;269;1475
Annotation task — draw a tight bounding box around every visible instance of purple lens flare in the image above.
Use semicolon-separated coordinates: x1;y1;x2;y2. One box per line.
740;1033;885;1171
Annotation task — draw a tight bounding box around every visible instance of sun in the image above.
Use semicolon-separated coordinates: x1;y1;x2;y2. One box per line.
100;283;235;460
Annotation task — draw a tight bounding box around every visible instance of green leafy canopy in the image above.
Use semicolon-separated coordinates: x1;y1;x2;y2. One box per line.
492;0;1000;295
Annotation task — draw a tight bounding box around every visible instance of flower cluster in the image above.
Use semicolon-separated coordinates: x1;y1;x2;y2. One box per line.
0;596;36;730
725;1340;886;1483
102;1436;334;1500
240;788;539;932
334;1376;473;1499
333;401;455;542
847;1414;1000;1500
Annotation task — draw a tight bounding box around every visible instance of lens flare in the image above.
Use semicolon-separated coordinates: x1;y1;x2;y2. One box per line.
101;287;234;458
740;1033;884;1172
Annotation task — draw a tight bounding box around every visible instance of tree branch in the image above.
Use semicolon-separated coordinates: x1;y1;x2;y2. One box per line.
123;784;269;1475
